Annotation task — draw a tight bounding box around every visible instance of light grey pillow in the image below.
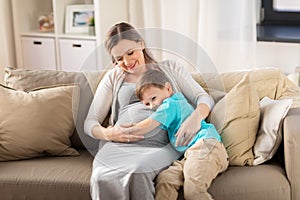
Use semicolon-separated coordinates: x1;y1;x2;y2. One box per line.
253;97;293;165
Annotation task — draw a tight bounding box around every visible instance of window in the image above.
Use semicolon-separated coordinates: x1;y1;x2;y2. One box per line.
257;0;300;43
262;0;300;25
273;0;300;12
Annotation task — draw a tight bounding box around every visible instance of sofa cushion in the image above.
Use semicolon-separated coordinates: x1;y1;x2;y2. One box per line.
208;164;290;200
219;68;300;106
193;68;300;104
191;72;226;103
0;150;92;200
209;73;260;166
0;84;79;161
253;97;293;165
4;68;105;152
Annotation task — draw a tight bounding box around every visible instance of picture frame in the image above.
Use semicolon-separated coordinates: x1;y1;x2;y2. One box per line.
65;4;94;34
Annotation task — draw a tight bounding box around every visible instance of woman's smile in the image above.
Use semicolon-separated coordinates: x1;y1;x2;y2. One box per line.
127;61;137;71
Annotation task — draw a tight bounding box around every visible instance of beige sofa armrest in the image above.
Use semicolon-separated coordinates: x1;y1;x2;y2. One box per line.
283;108;300;200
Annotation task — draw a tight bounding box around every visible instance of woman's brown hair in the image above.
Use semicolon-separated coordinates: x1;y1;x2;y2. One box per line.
104;22;157;65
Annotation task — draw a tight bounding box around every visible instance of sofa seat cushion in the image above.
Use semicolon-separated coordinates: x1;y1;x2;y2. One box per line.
0;150;93;200
208;163;290;200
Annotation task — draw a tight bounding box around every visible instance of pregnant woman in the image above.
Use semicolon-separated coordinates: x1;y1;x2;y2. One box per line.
84;22;214;200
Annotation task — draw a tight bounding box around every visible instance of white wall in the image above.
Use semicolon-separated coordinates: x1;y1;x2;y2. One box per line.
256;42;300;74
1;0;299;77
255;0;300;74
98;0;129;41
0;0;15;83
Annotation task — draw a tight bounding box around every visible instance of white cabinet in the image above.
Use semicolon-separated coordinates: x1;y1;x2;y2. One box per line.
21;37;56;70
59;39;96;71
12;0;129;71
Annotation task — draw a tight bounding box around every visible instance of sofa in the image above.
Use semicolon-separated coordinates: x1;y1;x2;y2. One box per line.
1;67;300;200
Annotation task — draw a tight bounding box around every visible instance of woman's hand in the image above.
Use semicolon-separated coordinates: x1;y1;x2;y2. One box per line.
106;125;145;143
175;103;210;146
93;124;144;143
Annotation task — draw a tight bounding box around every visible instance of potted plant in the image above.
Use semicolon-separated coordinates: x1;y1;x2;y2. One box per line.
88;16;95;35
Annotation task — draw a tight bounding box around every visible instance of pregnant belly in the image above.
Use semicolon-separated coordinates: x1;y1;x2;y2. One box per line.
116;102;153;125
116;102;167;142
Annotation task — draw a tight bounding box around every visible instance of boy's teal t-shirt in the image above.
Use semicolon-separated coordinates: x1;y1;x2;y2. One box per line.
150;92;221;153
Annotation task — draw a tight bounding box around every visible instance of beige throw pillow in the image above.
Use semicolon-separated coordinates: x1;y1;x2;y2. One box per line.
209;74;260;166
4;68;104;151
0;84;80;161
253;97;293;165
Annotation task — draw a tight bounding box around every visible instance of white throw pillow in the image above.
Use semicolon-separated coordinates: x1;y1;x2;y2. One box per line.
253;97;293;165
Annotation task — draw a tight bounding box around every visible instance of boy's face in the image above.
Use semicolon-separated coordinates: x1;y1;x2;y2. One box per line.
141;82;173;110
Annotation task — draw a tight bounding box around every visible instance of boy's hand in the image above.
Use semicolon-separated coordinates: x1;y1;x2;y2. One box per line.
175;115;201;146
119;119;160;137
119;123;135;128
118;123;144;136
175;103;210;146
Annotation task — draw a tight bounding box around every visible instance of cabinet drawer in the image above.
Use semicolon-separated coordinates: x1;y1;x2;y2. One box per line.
59;39;97;71
21;37;56;70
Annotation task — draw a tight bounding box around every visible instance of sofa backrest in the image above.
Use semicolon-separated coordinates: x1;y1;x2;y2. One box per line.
4;67;299;152
192;68;300;105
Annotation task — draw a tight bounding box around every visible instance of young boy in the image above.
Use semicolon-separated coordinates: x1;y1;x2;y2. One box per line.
126;69;228;200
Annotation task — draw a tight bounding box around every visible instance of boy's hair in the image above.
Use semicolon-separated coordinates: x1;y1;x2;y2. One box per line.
136;69;171;100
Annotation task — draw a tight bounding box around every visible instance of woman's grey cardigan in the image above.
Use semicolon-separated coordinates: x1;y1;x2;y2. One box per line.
84;60;214;139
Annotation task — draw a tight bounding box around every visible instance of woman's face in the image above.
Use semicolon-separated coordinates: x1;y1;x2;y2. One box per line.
110;39;146;74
